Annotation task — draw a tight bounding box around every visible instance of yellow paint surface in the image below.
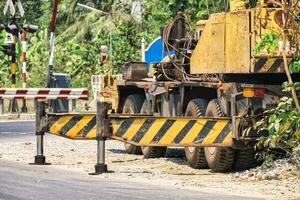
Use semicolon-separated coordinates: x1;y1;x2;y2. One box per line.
65;116;94;138
202;121;228;145
138;119;166;145
49;116;73;135
158;120;188;144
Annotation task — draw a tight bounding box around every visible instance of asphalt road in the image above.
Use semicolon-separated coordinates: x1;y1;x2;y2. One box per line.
0;121;264;200
0;121;35;141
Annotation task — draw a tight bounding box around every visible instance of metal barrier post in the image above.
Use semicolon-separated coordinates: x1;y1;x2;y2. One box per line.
72;99;76;112
90;101;111;175
95;137;107;173
30;101;51;165
0;99;4;115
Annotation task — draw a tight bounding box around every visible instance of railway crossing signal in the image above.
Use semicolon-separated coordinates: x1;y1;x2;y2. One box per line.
1;0;38;113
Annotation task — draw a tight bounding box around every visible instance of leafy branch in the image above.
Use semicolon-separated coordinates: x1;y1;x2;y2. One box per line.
253;32;279;56
255;0;300;164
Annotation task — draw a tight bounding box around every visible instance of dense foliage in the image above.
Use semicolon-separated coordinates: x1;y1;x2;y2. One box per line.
252;0;300;165
255;38;300;165
256;95;300;165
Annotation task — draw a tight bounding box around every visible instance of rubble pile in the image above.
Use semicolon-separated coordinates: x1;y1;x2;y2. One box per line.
237;159;300;181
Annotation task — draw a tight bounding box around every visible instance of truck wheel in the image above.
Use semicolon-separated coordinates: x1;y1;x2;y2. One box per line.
204;99;235;172
184;99;209;169
140;100;167;158
122;94;144;155
141;146;167;159
233;149;258;171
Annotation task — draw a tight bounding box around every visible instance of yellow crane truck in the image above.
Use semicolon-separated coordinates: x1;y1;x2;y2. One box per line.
96;0;300;172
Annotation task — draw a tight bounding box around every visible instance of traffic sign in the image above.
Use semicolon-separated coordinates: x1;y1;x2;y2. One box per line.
3;0;24;17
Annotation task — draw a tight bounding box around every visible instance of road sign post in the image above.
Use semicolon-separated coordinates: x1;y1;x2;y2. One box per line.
9;31;18;113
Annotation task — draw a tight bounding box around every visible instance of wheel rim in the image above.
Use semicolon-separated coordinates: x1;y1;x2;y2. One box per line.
187;147;195;153
125;143;132;149
207;147;216;155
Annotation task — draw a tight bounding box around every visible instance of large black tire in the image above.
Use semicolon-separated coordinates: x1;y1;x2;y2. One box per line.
140;100;167;158
184;99;209;169
122;95;144;155
204;99;235;172
233;149;259;171
141;146;167;159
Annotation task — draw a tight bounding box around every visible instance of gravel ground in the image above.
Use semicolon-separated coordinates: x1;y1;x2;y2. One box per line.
0;135;299;200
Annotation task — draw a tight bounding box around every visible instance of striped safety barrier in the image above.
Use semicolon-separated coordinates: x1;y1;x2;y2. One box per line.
46;114;233;147
0;88;89;100
112;117;233;147
254;58;292;73
48;114;97;139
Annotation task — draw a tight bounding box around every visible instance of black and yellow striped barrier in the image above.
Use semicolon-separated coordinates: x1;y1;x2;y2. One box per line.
48;114;97;139
254;58;292;73
47;114;233;147
111;117;232;147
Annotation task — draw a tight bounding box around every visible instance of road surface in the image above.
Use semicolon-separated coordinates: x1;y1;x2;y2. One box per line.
0;121;35;141
0;121;264;200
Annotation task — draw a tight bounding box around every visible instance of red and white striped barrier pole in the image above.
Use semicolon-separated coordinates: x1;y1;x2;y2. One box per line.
0;88;89;100
21;31;28;112
46;0;59;87
21;31;27;89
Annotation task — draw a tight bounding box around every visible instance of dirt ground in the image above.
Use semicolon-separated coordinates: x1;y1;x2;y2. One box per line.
0;135;299;200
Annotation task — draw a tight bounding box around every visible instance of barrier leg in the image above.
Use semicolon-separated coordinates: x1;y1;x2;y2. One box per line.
30;101;50;165
92;137;108;174
9;99;18;113
0;99;4;115
21;99;28;113
89;101;111;175
33;134;48;164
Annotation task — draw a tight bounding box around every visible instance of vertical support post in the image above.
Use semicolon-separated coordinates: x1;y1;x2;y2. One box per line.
179;86;185;116
141;37;145;62
46;0;59;88
0;99;4;115
109;15;112;61
72;99;76;112
231;94;238;140
9;34;18;113
21;31;28;113
90;101;111;175
30;101;51;165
